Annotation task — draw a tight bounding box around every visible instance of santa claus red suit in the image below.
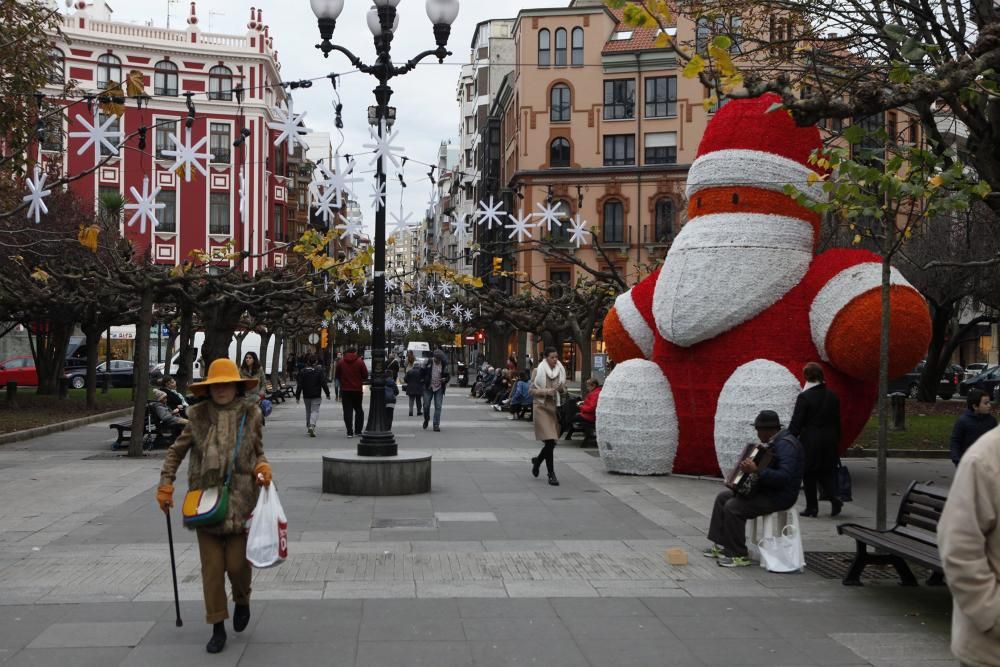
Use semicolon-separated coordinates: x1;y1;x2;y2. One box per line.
597;94;931;477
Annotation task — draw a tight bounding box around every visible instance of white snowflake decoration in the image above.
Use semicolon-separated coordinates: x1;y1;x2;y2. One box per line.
567;213;592;248
124;177;165;234
476;196;506;230
268;98;313;155
345;282;358;298
451;303;465;318
336;213;365;241
162;126;214;182
70;113;122;160
505;208;535;242
534;200;566;232
313;153;361;209
363;119;405;171
313;188;339;225
413;304;430;319
389;208;416;238
238;168;248;224
369;181;386;211
22;166;51;224
425;284;437;299
452;215;471;246
462;308;474;322
332;285;342;302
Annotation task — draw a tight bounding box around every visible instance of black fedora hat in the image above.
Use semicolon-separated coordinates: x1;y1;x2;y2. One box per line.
753;410;782;430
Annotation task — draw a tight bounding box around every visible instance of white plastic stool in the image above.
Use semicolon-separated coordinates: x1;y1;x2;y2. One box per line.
747;510;805;573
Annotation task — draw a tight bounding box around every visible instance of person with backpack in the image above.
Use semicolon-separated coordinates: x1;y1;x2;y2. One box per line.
335;347;368;437
404;359;424;417
295;354;331;437
383;369;399;430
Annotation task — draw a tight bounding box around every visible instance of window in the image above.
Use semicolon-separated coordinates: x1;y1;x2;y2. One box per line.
98;186;121;221
730;16;743;53
273;205;284;242
156;119;178;159
908;122;919;144
156;190;177;232
209;192;231;235
40;109;62;152
209;122;230;164
571;27;584;66
603;134;635;166
602;200;625;244
705;88;730;113
831;117;843;132
550;138;570;167
208;65;233;101
550;84;571;122
696;17;710;55
96;112;120;156
49;48;64;84
654;199;674;242
549;269;571;298
645;132;677;164
538;29;551;67
554;28;567;66
645;76;677;118
603;79;635;120
800;84;813;100
154;60;178;96
887;111;898;144
96;53;121;90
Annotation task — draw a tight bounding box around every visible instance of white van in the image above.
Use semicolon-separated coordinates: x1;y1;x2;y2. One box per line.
406;342;432;365
155;332;284;380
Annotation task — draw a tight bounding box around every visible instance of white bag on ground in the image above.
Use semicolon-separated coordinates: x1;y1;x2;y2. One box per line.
747;510;805;573
246;485;288;568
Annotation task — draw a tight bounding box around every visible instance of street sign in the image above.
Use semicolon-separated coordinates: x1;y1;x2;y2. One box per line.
308;333;320;345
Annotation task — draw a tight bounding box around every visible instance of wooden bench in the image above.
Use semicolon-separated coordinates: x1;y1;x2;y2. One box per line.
110;402;179;451
837;481;946;586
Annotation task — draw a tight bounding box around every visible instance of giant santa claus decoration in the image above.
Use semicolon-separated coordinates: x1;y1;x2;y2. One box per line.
596;94;931;477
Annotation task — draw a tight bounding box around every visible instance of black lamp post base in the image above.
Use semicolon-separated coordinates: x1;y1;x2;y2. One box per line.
357;433;398;458
323;450;431;496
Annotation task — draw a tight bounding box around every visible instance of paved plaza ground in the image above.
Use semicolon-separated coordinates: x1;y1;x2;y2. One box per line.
0;390;958;666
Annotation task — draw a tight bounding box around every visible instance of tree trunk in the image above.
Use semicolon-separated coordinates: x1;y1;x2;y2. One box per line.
200;302;243;367
259;329;271;386
34;319;75;396
917;301;955;402
81;322;102;409
128;288;154;457
876;246;893;530
235;330;250;364
175;305;195;392
163;331;178;379
270;330;283;389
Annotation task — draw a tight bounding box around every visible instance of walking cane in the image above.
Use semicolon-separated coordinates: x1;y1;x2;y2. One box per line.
165;510;183;627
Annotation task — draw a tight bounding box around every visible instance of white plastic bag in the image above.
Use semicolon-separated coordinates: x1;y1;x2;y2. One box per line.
246;485;287;569
748;511;804;573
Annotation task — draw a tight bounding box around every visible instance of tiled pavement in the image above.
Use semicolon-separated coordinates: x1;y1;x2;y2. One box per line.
0;390;958;665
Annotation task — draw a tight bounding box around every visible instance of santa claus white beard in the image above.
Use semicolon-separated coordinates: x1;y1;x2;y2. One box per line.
653;212;814;347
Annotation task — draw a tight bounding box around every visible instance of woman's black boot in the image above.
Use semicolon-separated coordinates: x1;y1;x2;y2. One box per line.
233;604;250;632
206;622;227;653
548;475;559;486
531;457;541;478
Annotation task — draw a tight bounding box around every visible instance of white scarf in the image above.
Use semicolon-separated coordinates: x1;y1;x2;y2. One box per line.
534;361;566;407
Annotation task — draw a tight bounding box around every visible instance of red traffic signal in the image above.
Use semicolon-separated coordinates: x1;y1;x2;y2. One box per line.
475;331;485;342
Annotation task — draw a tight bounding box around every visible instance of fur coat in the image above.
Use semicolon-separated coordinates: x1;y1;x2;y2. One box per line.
160;398;267;535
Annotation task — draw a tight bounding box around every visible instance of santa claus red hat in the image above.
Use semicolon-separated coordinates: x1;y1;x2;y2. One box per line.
686;94;828;202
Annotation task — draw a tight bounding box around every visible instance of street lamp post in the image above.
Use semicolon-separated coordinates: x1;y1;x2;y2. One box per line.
310;0;460;459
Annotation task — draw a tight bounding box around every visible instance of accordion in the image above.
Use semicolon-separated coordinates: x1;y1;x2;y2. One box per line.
725;442;774;497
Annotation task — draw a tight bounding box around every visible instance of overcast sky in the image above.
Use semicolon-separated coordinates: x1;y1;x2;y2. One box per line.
92;0;562;233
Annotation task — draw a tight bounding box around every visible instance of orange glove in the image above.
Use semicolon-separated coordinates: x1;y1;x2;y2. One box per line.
156;484;174;513
254;462;272;487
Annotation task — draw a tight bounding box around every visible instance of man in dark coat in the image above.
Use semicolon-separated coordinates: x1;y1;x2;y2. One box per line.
949;388;997;465
295;354;331;437
788;362;842;518
335;347;369;437
705;410;804;567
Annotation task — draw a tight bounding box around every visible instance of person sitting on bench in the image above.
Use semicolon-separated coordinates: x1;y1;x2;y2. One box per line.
704;410;804;568
573;377;602;436
508;370;533;420
152;389;189;435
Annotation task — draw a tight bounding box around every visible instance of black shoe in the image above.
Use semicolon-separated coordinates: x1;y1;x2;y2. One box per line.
233;604;250;633
433;426;440;432
548;476;560;486
409;411;413;417
423;419;429;430
800;508;818;518
531;457;540;478
206;623;226;653
346;431;353;438
831;500;843;517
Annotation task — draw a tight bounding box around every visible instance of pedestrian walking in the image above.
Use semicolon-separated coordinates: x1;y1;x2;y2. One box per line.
240;352;266;392
421;349;450;432
387;354;401;383
938;424;1000;666
384;369;399;430
156;358;272;654
529;348;567;486
404;358;423;417
335;347;368;437
949;388;997;465
788;362;843;518
295;354;331;437
332;352;343;401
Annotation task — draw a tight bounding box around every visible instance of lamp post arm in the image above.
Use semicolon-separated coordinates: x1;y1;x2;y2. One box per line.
319;42;377;76
392;47;452;77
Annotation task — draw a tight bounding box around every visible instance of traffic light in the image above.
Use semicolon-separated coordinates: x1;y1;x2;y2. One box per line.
320;329;328;349
475;330;486;343
492;257;502;275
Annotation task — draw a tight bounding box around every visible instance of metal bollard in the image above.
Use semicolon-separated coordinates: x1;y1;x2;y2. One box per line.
890;392;906;431
5;381;16;406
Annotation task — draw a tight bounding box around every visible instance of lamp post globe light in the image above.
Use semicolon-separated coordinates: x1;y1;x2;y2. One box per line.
310;0;459;477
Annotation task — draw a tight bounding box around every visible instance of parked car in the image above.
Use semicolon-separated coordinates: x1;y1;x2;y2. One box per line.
65;360;163;389
888;362;961;400
0;356;38;386
959;365;1000;398
965;363;989;381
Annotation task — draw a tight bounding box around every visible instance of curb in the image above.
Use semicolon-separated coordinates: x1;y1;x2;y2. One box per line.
0;408;132;446
842;448;950;459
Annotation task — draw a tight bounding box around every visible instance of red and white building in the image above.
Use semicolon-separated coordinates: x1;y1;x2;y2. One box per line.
39;1;297;273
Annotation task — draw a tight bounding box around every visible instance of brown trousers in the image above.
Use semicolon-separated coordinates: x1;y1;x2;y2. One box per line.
196;529;251;624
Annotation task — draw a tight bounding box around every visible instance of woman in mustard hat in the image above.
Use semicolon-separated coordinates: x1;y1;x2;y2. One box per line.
156;358;273;654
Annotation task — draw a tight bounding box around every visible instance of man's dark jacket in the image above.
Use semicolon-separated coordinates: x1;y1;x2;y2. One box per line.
335;352;368;393
295;365;330;400
950;409;998;464
421;359;451;392
757;429;805;510
788;383;841;473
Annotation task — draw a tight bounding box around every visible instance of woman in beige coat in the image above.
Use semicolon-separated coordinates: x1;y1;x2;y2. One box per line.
156;359;273;655
938;425;1000;667
529;348;567;486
